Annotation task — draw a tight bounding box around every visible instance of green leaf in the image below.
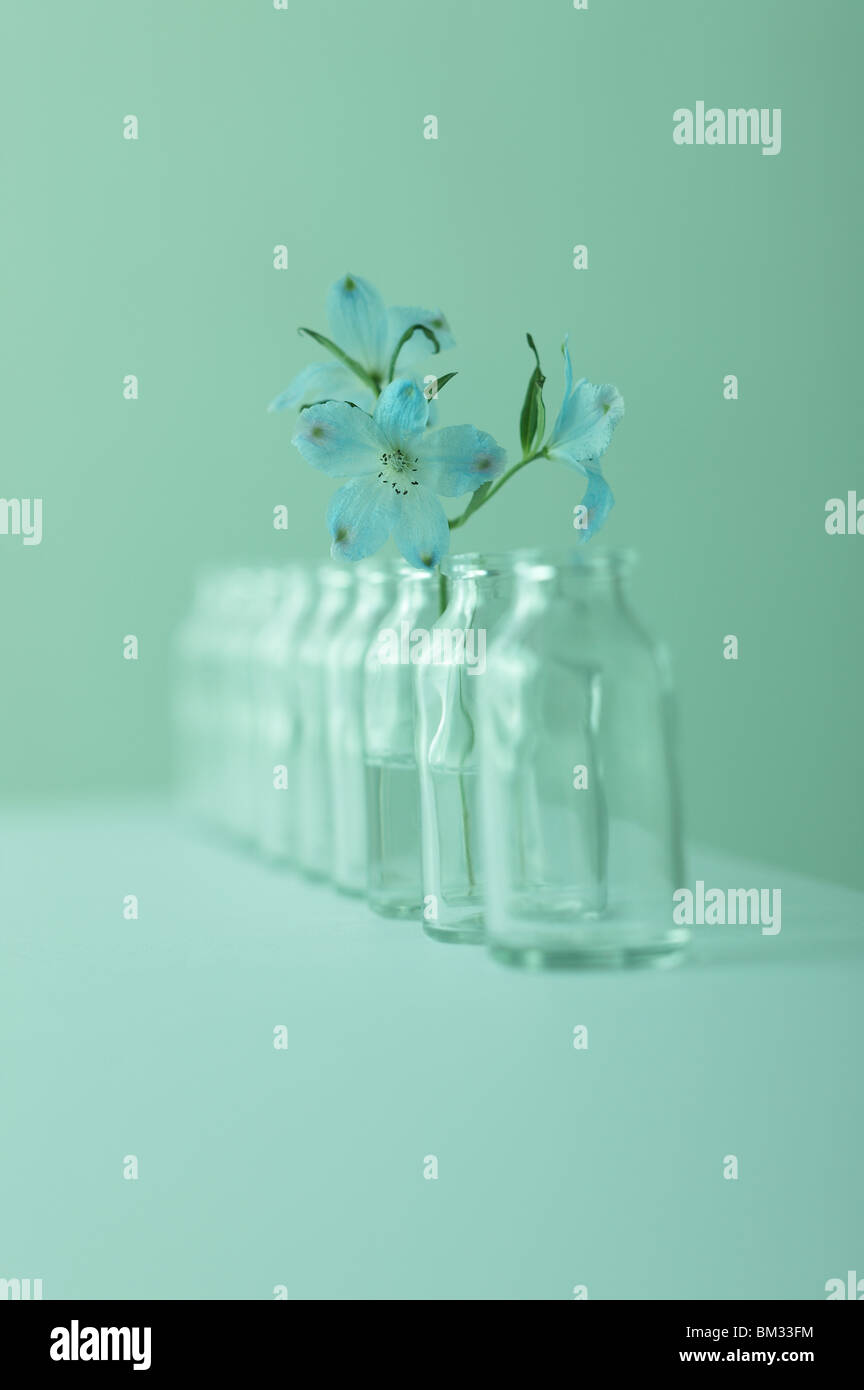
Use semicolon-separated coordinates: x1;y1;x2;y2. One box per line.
423;370;458;400
387;323;440;382
518;332;546;454
298;398;364;412
297;327;380;393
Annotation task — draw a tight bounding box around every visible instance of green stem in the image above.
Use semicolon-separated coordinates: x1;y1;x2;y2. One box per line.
435;573;477;894
437;569;447;619
448;449;546;530
297;326;380;396
387;324;440;384
458;766;476;892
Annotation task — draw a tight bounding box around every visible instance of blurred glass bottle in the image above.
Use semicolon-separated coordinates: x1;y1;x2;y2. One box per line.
364;564;440;919
326;560;399;895
219;567;284;844
255;564;316;864
414;551;533;944
295;562;355;879
478;550;686;968
173;567;224;823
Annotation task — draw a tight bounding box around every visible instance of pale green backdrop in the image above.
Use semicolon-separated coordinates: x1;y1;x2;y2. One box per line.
1;0;861;886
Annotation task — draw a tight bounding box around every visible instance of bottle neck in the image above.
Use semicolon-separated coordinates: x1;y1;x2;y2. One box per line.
390;570;439;623
442;551;536;622
515;553;634;610
354;574;398;616
442;573;522;632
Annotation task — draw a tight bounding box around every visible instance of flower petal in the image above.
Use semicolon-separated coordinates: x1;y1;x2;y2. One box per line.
549;375;625;463
550;335;576;442
268;362;375;413
326;274;389;376
326;476;398;561
373;378;429;450
416;425;507;496
391;484;450;570
386;306;455;371
292;401;386;478
573;469;615;542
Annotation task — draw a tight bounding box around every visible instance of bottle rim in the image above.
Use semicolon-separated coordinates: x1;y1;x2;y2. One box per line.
330;557;437;582
442;547;542;580
515;547;637;581
354;557;417;583
443;547;636;581
315;561;356;587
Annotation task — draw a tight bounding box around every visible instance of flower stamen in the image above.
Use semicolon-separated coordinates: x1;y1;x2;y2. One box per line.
378;446;419;498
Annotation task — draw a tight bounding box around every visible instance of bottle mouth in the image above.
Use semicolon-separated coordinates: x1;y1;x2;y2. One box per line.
353;557;401;584
443;547;636;582
394;562;437;582
442;548;542;580
342;557;436;582
515;547;637;582
316;560;356;588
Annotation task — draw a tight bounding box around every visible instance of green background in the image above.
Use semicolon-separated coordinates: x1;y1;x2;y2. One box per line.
1;0;862;887
1;0;863;1306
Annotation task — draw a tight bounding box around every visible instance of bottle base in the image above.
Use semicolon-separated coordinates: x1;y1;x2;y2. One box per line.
368;898;421;921
422;920;485;946
296;864;330;885
489;940;688;971
334;880;366;899
259;847;294;869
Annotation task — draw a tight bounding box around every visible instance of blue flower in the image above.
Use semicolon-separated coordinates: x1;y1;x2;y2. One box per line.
269;274;454;412
292;378;506;569
546;337;624;539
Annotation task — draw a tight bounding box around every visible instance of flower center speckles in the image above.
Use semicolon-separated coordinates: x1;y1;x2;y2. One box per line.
378;447;420;497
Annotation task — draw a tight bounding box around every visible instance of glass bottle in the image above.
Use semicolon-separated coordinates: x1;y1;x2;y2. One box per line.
254;564;316;864
363;564;441;919
220;567;285;844
478;549;686;968
326;560;399;895
414;551;534;944
295;562;355;879
173;568;224;824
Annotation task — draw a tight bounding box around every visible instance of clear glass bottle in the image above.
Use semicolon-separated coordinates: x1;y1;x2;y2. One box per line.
363;564;441;919
326;560;399;895
295;562;355;879
254;564;316;864
414;551;534;944
220;567;285;844
478;550;686;968
173;567;224;824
